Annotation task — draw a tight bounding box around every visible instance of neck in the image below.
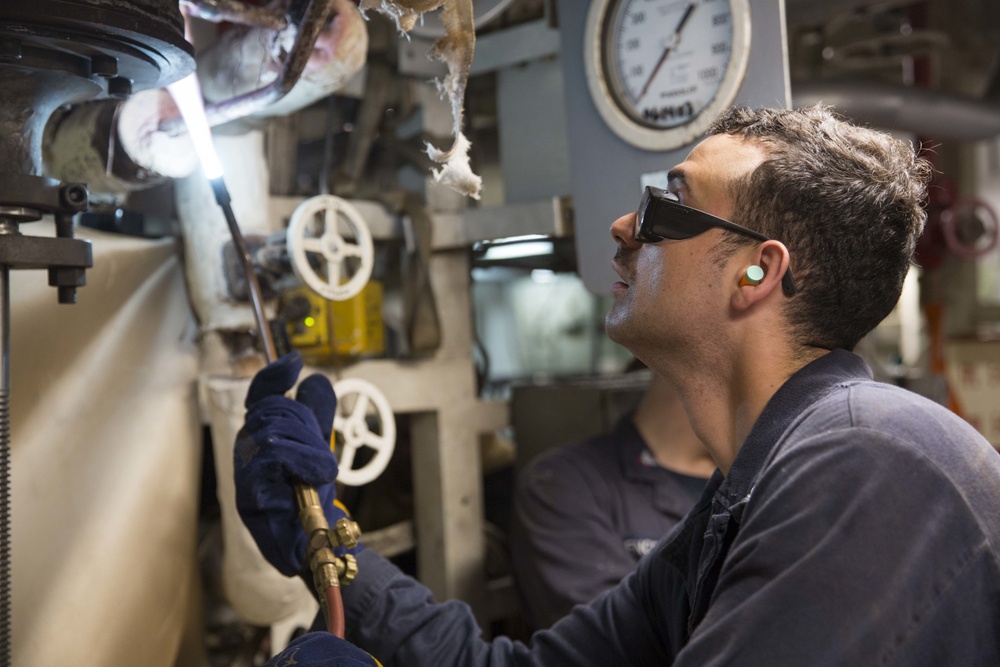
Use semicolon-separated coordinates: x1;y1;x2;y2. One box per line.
658;344;828;476
633;375;716;478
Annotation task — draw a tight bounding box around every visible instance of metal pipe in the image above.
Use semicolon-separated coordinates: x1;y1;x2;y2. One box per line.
180;0;288;30
0;264;9;667
0;218;14;667
784;0;914;28
792;79;1000;140
164;0;334;133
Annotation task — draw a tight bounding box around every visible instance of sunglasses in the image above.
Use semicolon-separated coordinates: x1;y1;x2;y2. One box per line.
635;186;797;296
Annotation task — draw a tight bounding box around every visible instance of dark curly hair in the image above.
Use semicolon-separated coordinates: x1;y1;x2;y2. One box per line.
708;105;932;351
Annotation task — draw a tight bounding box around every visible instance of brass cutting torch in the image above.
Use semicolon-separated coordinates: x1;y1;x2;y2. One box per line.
210;176;359;637
167;70;358;636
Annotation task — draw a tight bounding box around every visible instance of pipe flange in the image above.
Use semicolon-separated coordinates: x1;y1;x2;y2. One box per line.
0;0;194;92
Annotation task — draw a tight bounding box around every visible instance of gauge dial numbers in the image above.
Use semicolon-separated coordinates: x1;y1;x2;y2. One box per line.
584;0;752;151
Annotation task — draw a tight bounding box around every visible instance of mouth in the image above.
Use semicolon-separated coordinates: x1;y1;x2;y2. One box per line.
611;259;630;292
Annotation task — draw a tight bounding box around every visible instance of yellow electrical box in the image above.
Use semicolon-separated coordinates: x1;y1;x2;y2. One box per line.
285;281;385;363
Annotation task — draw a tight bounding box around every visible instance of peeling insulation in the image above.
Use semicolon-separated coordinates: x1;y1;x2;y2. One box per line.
360;0;482;199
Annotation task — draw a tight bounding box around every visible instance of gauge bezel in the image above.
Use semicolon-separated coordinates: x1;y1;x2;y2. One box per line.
583;0;752;151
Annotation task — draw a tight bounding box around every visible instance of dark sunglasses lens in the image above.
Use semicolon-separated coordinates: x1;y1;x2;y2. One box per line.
661;211;710;239
645;198;710;240
635;190;658;241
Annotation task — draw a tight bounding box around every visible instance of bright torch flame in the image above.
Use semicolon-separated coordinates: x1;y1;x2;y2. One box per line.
166;73;224;180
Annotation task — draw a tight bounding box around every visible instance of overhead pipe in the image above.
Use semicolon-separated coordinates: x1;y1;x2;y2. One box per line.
179;0;289;30
162;0;334;133
784;0;915;29
44;0;367;196
196;0;367;120
792;79;1000;140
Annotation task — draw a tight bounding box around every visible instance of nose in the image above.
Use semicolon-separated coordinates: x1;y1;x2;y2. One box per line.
610;212;641;249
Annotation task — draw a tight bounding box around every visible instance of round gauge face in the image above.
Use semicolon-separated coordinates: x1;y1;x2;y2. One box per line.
584;0;751;151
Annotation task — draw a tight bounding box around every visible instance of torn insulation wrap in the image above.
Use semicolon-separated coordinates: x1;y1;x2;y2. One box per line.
361;0;481;199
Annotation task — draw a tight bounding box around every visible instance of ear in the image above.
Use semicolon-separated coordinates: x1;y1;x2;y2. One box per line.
731;240;791;312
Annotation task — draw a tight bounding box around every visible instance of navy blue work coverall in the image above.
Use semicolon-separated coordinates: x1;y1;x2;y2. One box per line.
339;350;1000;665
509;417;707;629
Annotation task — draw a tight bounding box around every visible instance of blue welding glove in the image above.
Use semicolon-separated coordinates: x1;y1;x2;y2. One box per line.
267;633;381;667
234;351;349;577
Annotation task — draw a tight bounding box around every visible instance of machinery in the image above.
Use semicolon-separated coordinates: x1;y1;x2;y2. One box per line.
0;3;194;664
1;1;500;663
3;0;1000;665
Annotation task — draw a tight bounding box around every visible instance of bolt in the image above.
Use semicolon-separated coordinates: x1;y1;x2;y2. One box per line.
49;267;86;304
58;286;77;304
49;266;86;288
90;55;118;78
107;77;133;98
60;184;89;211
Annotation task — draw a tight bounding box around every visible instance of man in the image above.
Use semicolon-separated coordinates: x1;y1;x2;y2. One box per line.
509;370;713;630
236;106;1000;666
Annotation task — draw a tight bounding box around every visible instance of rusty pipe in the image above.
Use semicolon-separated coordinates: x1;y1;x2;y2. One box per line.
163;0;333;134
180;0;288;30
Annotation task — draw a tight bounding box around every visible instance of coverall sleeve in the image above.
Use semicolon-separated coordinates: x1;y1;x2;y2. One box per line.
341;545;674;667
509;449;637;629
673;428;996;667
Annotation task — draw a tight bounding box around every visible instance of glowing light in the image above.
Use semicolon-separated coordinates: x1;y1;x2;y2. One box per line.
167;73;224;179
304;316;316;327
482;241;554;261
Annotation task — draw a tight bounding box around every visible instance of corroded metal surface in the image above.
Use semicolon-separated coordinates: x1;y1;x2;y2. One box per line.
0;0;194;95
0;0;194;177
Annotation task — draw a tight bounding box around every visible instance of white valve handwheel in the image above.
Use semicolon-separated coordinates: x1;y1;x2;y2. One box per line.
287;194;374;301
332;377;396;486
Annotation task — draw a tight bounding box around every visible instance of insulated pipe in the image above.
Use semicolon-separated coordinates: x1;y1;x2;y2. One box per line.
792;80;1000;140
163;0;334;133
197;0;368;121
46;0;366;197
180;0;288;30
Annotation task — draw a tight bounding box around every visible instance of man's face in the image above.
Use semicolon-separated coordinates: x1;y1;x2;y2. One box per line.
605;134;767;360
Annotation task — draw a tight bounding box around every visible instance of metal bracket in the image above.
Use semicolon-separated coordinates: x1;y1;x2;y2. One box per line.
0;174;93;304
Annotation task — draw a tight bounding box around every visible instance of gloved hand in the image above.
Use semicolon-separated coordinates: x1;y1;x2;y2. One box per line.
234;351;355;577
267;632;381;667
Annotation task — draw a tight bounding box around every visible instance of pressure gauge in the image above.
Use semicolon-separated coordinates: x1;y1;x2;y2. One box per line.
584;0;752;151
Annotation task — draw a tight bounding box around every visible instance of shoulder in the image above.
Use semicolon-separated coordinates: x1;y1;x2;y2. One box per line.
520;430;623;486
788;380;994;469
513;433;624;517
764;381;1000;539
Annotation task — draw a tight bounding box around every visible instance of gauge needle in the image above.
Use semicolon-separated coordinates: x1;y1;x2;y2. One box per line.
639;2;697;100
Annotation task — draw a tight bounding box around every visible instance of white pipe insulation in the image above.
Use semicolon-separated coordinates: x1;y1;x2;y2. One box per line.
174;129;273;333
